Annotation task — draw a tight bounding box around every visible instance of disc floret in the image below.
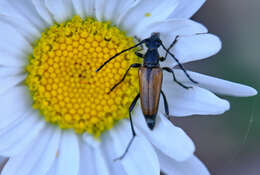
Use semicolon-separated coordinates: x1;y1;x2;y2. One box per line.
25;16;141;137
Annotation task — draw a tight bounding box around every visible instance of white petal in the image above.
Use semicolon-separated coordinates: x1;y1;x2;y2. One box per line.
169;0;206;18
82;0;95;17
114;0;138;25
71;0;85;18
157;151;210;175
163;75;230;116
109;120;160;175
119;0;178;36
97;0;135;22
172;34;222;64
29;127;61;175
0;67;24;77
102;0;118;21
0;15;41;44
83;134;111;175
95;150;112;175
0;0;47;29
174;70;258;97
134;108;195;161
32;0;55;26
1;126;53;175
46;159;58;175
0;21;32;67
0;111;45;156
0;74;26;95
94;147;111;175
45;0;73;23
140;19;208;39
101;133;127;175
0;86;32;130
78;140;96;175
93;0;134;22
94;0;106;21
0;109;32;137
0;52;27;68
112;0;139;25
55;130;79;175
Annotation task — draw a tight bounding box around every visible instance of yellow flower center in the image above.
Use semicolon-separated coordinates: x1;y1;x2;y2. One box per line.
25;16;141;137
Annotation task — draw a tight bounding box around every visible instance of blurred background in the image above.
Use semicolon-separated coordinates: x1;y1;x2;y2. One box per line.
175;0;259;174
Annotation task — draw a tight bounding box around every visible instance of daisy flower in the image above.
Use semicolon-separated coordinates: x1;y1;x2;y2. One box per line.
0;0;257;175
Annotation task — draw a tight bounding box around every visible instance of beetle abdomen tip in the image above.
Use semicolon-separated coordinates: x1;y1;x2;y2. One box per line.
144;114;156;130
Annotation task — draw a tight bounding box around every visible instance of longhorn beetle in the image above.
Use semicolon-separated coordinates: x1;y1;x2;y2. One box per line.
96;32;198;160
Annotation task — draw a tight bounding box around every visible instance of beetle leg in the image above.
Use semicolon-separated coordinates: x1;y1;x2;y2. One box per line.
162;67;192;89
159;57;166;61
134;36;144;50
160;90;169;118
108;63;141;94
135;51;144;58
161;43;198;84
114;93;140;161
134;36;144;56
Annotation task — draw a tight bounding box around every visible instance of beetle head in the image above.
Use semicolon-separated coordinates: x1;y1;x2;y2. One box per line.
145;32;161;50
151;32;160;40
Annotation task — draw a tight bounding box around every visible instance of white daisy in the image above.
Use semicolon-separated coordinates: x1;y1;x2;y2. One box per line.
0;0;257;175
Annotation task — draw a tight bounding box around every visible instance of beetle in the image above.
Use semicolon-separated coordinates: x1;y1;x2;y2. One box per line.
96;32;197;159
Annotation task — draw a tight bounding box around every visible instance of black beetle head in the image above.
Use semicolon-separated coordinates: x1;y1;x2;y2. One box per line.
145;32;161;50
151;32;160;40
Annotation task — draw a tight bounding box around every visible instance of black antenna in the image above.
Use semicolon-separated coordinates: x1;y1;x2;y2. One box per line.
164;36;179;59
96;40;145;72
